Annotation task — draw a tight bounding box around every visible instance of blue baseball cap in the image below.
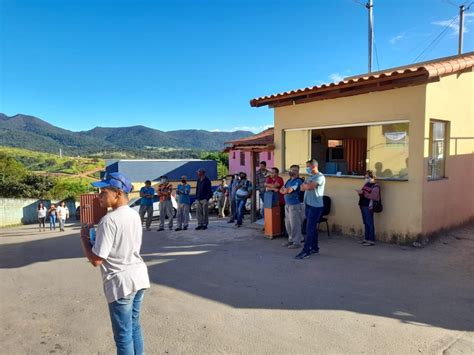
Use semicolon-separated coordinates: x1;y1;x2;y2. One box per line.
91;172;133;193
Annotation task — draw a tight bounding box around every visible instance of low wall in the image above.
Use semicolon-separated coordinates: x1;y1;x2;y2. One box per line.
0;198;77;227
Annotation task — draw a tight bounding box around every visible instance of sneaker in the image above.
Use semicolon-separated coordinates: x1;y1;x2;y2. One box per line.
234;224;242;228
359;240;367;244
157;227;165;232
183;226;188;230
295;251;311;260
175;228;182;231
363;241;375;246
195;226;203;230
227;220;235;224
310;249;319;254
282;241;293;247
201;226;208;230
288;243;301;249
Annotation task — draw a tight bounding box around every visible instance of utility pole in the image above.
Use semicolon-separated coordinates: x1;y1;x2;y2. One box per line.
367;0;374;72
458;4;465;55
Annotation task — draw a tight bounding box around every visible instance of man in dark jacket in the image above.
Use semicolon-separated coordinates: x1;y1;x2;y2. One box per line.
195;168;213;230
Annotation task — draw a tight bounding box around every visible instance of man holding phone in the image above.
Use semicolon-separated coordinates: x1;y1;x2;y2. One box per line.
79;172;150;355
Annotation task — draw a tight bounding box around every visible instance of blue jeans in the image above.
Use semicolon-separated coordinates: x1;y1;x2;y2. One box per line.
108;289;146;355
304;204;323;253
235;199;246;225
360;206;375;242
49;215;56;230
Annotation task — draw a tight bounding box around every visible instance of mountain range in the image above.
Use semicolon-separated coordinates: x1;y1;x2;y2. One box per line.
0;113;253;157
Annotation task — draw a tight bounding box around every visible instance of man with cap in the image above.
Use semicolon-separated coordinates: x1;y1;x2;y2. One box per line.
79;172;150;354
139;180;155;231
195;168;213;230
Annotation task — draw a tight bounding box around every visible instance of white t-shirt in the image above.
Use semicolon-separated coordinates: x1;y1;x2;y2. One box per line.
57;206;69;220
92;205;150;303
38;207;47;218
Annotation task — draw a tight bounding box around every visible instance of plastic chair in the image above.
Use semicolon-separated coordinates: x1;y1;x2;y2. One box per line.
318;196;331;236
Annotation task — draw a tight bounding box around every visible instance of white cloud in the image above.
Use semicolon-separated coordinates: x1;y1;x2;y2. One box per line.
389;32;407;45
328;73;344;82
432;13;474;35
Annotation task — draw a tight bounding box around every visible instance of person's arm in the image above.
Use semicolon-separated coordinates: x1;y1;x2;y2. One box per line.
301;178;318;191
80;225;104;267
139;188;146;198
206;179;213;199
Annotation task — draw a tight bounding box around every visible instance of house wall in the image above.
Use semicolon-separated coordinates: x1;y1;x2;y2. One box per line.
423;70;474;234
228;149;275;176
274;85;427;241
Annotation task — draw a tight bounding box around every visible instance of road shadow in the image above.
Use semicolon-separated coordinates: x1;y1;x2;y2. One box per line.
1;220;472;333
142;221;474;333
0;232;83;268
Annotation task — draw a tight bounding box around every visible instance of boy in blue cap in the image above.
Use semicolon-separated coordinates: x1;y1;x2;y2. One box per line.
79;172;150;355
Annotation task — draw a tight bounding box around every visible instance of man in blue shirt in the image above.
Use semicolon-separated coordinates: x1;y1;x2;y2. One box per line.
175;175;191;231
280;165;304;249
139;180;155;231
296;159;326;259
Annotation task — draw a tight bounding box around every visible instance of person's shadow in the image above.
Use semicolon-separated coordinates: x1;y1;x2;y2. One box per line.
374;162;393;178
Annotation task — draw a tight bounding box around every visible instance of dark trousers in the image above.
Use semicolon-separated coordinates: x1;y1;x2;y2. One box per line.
360;206;375;242
235;199;246;226
303;204;323;253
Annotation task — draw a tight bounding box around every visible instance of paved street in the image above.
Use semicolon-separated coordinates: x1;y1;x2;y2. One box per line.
1;218;473;354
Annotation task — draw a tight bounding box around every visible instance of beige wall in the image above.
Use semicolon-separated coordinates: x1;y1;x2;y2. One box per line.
423;70;474;234
274;85;427;241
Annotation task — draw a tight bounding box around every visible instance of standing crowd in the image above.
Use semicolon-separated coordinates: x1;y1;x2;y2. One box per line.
77;160;382;354
37;201;70;232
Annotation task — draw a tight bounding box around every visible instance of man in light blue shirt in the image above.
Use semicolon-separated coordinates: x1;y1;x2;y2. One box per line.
175;175;191;231
296;159;326;259
139;180;155;231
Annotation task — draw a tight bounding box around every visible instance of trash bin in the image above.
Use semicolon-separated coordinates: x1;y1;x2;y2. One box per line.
80;194;107;225
263;191;281;238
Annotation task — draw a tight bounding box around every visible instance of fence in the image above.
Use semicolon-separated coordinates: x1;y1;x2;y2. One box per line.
0;198;77;228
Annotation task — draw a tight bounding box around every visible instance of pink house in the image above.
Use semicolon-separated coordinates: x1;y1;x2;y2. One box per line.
225;128;275;176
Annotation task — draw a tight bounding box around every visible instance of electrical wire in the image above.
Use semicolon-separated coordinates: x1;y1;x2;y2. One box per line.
413;15;459;62
374;40;380;71
351;0;366;7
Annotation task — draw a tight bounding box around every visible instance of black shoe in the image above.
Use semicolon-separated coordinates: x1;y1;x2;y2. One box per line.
295;251;311;260
310;249;319;255
227;220;235;224
195;226;203;230
183;226;188;230
201;226;208;230
175;228;182;231
157;227;165;231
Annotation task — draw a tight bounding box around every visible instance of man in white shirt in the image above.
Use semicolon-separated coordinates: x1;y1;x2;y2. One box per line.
56;201;69;232
80;172;150;355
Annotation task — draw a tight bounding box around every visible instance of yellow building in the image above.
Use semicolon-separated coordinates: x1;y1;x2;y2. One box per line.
250;53;474;242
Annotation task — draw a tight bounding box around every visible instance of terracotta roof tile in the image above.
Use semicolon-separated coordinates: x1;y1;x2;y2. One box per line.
251;52;474;107
226;128;274;147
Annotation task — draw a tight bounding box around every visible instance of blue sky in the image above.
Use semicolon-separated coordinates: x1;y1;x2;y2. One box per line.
1;0;473;133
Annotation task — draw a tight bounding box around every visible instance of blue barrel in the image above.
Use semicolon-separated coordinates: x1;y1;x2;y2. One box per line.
264;191;279;208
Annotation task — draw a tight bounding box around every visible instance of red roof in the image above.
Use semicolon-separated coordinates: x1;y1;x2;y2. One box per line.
225;128;274;148
250;52;474;108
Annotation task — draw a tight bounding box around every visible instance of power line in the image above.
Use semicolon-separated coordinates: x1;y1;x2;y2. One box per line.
351;0;366;7
413;15;459;62
374;40;380;71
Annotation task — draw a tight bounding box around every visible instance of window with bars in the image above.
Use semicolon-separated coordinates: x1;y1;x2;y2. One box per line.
240;152;245;166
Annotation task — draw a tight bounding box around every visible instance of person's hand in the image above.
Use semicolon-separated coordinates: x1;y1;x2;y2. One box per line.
355;189;363;194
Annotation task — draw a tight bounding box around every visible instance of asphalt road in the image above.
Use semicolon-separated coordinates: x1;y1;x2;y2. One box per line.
1;218;473;354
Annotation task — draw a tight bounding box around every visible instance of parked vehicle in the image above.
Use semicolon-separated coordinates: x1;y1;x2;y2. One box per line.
129;195;178;219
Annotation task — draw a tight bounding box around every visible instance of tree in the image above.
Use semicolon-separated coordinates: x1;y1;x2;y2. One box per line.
200;151;229;178
0;154;27;182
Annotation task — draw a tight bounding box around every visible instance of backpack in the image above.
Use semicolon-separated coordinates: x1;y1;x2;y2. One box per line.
372;184;383;213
